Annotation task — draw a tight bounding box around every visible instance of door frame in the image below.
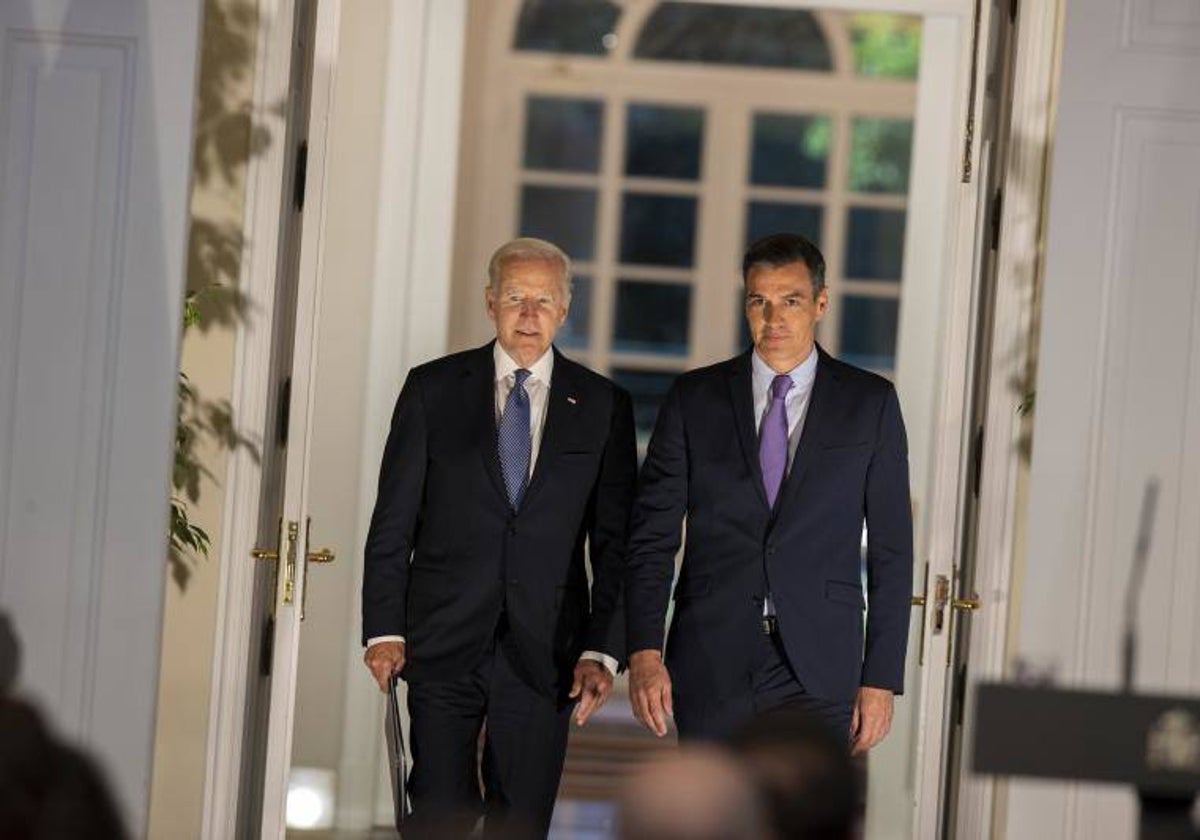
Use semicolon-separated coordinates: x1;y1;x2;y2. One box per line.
256;0;343;832
950;1;1066;836
201;0;468;834
200;0;303;836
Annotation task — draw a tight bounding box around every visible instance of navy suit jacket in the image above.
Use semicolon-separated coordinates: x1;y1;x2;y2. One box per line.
625;346;913;705
362;342;637;696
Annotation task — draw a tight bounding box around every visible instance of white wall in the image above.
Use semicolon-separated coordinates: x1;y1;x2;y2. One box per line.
1006;0;1200;836
0;2;202;833
287;0;465;829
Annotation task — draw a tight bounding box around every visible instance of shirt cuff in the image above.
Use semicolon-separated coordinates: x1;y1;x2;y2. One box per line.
366;635;405;648
580;650;618;676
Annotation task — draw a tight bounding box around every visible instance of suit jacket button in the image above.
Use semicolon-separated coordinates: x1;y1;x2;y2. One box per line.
508;525;517;535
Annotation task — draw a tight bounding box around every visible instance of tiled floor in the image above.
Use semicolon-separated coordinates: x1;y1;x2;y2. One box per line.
288;699;655;839
547;799;618;840
286;798;617;840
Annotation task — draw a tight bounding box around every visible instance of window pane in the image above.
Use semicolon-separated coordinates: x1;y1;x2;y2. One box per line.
613;280;692;356
519;185;597;260
620;194;697;267
634;3;832;71
849;118;914;195
610;368;679;443
844;208;906;281
746;202;823;249
625;104;705;180
514;0;621;56
559;275;592;349
750;113;830;188
840;296;899;371
524;97;604;173
849;14;922;80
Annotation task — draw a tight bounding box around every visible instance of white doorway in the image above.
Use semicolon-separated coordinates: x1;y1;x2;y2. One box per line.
203;1;1025;837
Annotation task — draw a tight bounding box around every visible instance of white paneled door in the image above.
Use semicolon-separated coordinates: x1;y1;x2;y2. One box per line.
1011;0;1200;837
0;0;202;834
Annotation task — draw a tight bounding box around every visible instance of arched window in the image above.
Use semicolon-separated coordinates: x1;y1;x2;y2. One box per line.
634;3;833;70
513;0;623;56
455;0;922;444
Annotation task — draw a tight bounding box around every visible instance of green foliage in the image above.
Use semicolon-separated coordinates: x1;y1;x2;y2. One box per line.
802;116;832;162
843;16;920;197
849;118;914;195
170;292;260;589
848;14;922;80
170;499;212;563
1018;391;1036;417
168;1;264;591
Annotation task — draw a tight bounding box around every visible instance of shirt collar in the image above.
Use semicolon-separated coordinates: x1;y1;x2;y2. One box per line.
494;342;554;386
751;345;818;391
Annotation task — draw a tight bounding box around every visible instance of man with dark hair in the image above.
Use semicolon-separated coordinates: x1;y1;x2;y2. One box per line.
626;232;913;751
732;707;859;840
362;238;637;837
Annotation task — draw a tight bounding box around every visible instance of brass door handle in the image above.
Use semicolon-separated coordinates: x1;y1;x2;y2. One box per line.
251;521;299;607
299;518;336;620
911;563;930;666
945;585;982;665
306;547;336;564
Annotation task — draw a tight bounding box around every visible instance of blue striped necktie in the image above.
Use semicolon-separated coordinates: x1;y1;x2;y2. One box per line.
498;368;532;508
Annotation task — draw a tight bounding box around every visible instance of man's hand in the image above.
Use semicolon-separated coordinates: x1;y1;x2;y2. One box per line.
569;659;614;726
363;640;406;692
851;686;894;755
628;649;673;737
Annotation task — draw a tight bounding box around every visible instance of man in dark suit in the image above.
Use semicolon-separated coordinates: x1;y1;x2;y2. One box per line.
361;238;637;837
626;233;913;753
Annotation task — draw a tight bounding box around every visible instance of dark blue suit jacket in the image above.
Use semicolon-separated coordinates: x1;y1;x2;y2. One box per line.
362;343;637;696
625;346;913;705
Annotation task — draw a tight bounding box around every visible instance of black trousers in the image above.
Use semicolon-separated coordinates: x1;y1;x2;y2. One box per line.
405;629;572;839
674;630;854;744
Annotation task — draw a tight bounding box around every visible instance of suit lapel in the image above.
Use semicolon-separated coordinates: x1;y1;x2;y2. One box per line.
728;353;770;510
522;348;579;507
466;343;507;504
775;345;836;513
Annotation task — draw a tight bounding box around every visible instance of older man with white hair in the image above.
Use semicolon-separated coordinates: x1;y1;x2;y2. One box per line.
362;238;637;838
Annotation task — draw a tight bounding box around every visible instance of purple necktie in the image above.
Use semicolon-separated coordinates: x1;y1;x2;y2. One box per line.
759;374;793;508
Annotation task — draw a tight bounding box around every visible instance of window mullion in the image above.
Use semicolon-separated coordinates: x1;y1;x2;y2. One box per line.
821;107;853;357
693;98;748;365
589;90;626;376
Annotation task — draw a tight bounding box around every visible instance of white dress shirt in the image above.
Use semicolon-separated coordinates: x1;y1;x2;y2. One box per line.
368;344;617;676
493;342;553;475
753;346;819;617
751;346;818;470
